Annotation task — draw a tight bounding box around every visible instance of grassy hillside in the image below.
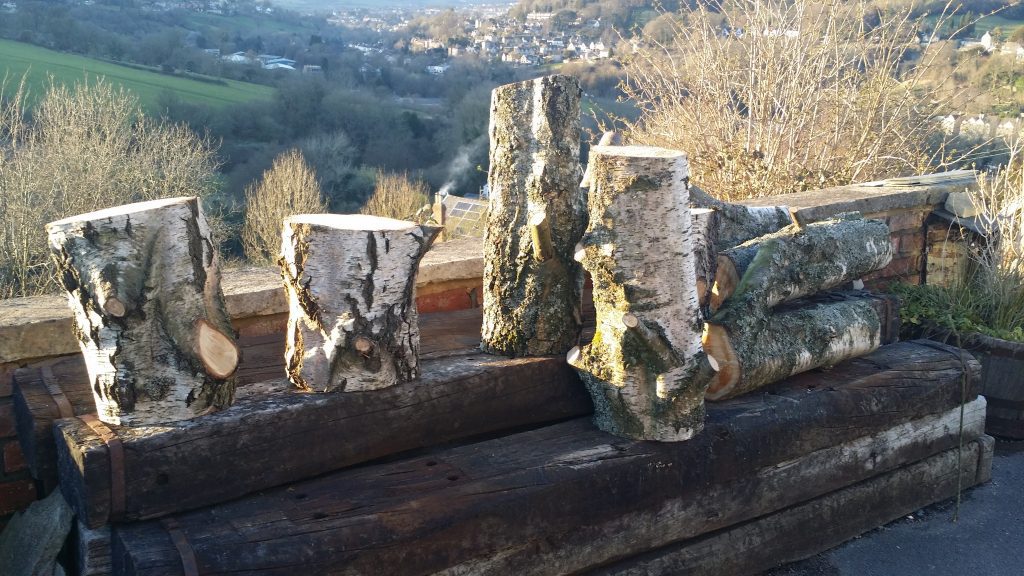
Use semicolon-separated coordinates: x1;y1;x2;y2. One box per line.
0;39;273;111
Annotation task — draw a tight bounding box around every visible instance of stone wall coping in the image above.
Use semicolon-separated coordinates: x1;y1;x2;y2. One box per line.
741;179;974;222
0;238;483;364
0;178;971;365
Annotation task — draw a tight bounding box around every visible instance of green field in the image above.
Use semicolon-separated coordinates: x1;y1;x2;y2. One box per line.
0;39;274;111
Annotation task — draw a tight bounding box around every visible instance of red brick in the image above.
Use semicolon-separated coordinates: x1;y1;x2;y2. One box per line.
3;441;25;474
897;232;925;256
0;479;36;515
0;363;13;398
416;285;483;314
0;401;14;438
886;210;927;232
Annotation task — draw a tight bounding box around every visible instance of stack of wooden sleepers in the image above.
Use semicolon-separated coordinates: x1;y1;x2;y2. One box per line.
13;298;993;575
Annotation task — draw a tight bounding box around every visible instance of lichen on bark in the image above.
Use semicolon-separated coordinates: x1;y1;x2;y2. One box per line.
480;74;586;357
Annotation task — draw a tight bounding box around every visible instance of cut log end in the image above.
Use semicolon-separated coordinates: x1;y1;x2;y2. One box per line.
710;256;739;312
702;323;740;401
530;212;554;262
354;337;375;355
566;346;582;367
621;312;639;329
103;298;126;318
573;243;586;263
195;320;240;380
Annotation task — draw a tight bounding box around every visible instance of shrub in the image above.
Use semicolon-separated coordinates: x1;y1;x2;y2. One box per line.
241;149;327;265
360;170;432;224
0;77;219;298
895;151;1024;342
620;0;970;200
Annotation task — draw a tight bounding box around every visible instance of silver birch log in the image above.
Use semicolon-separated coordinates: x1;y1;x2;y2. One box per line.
710;214;893;313
281;214;440;392
703;297;885;401
480;74;586;357
687;182;793;250
46;197;238;426
568;145;715;441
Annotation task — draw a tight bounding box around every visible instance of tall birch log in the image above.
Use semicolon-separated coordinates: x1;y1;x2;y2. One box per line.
568;145;715;441
481;74;586;357
45;197;238;426
280;214;440;392
710;214;894;312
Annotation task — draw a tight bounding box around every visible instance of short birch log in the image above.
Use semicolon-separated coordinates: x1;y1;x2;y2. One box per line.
281;214;440;392
45;197;238;426
568;145;715;441
481;74;586;357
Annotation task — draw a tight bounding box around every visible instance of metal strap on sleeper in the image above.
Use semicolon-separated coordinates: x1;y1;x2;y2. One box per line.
41;365;75;419
161;517;200;576
78;414;126;522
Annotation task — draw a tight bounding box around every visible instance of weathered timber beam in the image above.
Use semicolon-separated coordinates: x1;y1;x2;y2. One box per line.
111;341;980;576
481;74;586;357
46;197;238;426
710;214;893;313
593;436;993;576
281;214;439;392
56;348;590;528
703;292;900;401
15;309;485;488
569;145;713;441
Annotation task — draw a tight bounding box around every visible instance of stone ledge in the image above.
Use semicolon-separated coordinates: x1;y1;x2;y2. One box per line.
741;180;972;223
0;238;484;365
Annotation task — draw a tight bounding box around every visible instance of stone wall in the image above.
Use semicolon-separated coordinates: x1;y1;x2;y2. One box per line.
0;179;977;525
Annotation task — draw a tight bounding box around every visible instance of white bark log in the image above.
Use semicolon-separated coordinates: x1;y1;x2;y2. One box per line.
481;74;586;357
710;214;893;313
46;197;238;426
281;214;440;392
703;297;885;401
568;145;715;441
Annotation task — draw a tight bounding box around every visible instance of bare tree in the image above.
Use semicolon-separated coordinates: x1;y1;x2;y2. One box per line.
0;77;218;298
241;149;327;265
360;170;432;224
621;0;971;199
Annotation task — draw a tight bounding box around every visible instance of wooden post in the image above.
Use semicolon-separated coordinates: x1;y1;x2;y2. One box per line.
568;145;715;441
481;74;586;357
280;214;440;392
46;197;238;426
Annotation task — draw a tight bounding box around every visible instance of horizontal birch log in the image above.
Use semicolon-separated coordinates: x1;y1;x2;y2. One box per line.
110;340;981;576
45;197;238;426
703;292;899;401
569;145;713;441
481;74;586;357
710;214;893;312
281;214;440;392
